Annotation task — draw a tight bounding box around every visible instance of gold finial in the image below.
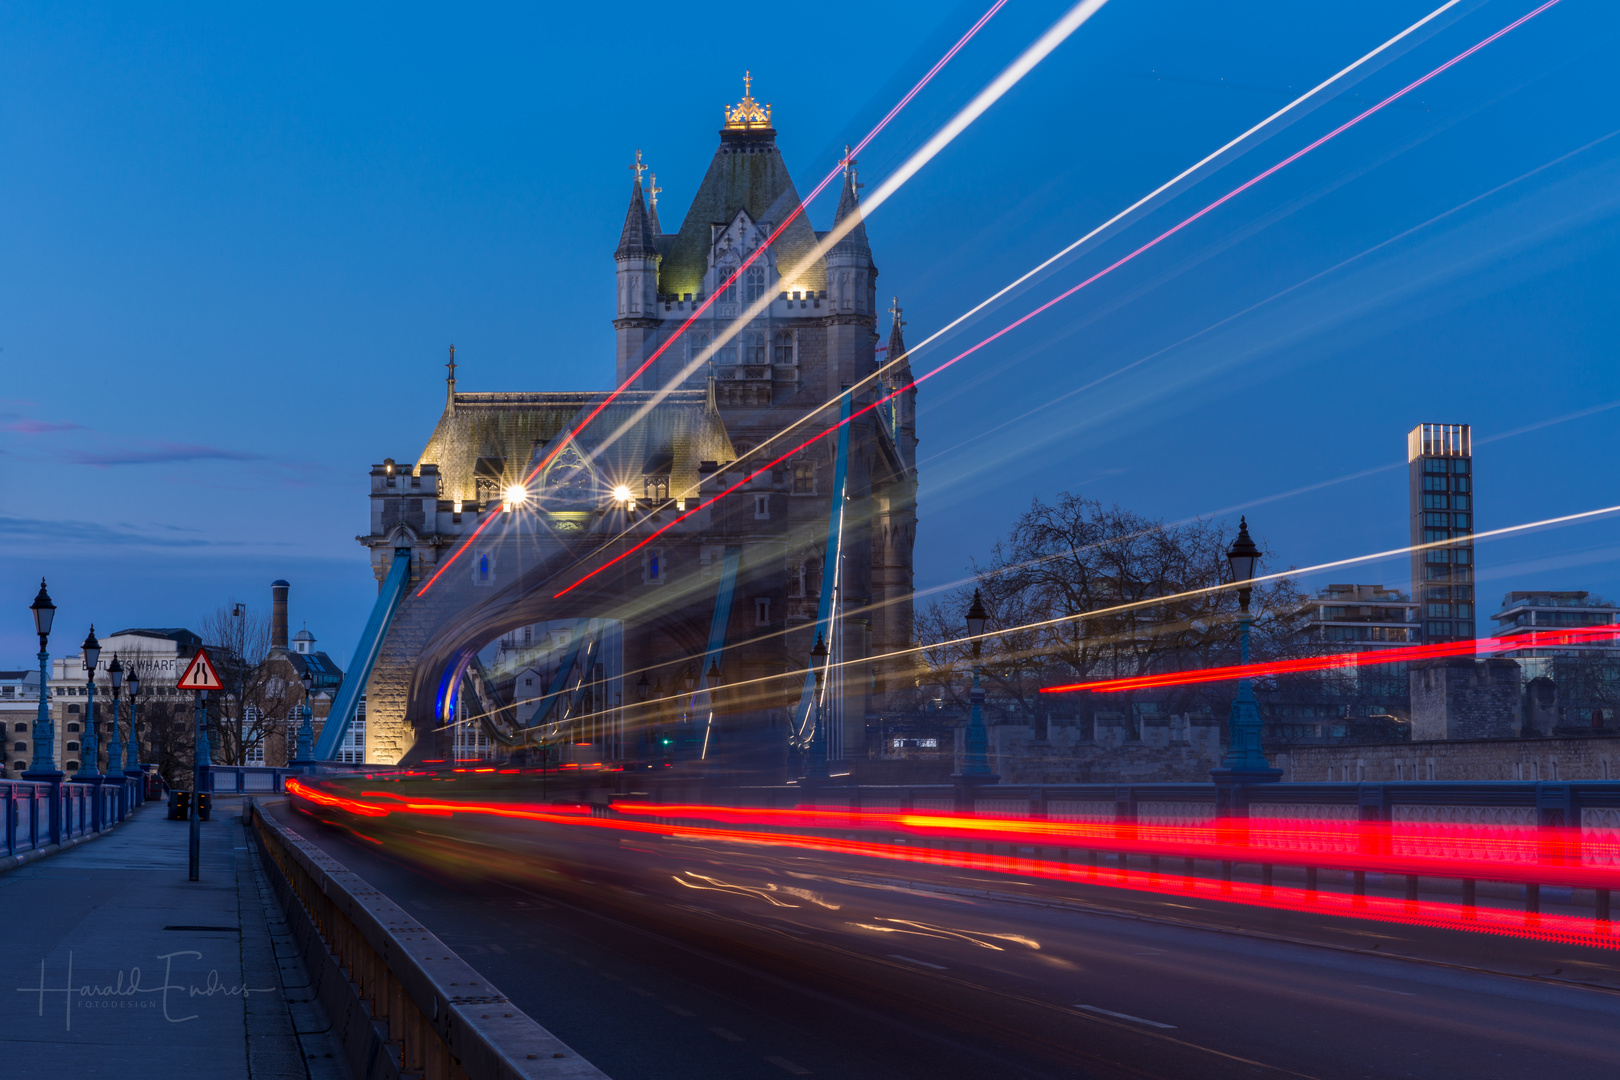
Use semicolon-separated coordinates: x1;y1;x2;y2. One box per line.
888;298;905;329
446;344;457;382
724;71;772;130
648;172;662;212
628;149;648;186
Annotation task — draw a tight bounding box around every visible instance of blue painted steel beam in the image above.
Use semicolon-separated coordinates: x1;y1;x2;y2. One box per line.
791;389;852;746
314;548;414;759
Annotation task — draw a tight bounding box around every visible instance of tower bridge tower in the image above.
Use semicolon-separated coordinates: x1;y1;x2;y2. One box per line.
351;77;917;775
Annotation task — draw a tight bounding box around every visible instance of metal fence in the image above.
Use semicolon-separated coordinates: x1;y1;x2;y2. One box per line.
0;775;142;861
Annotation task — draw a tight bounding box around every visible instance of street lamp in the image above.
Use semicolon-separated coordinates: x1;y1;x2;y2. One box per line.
104;655;124;789
125;666;142;776
296;668;315;762
1212;517;1280;785
24;580;59;778
957;591;995;779
805;633;830;779
636;673;650;702
79;627;101;779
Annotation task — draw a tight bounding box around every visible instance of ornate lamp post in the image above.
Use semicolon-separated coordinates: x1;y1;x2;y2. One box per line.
296;669;315;763
125;666;143;799
1211;517;1282;788
104;655;123;795
955;590;997;781
24;580;60;779
78;627;102;779
806;633;829;779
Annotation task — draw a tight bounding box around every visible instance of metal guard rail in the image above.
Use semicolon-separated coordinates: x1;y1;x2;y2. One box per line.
247;799;607;1080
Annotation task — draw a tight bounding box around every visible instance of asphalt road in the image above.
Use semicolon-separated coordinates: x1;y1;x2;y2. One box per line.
270;799;1620;1080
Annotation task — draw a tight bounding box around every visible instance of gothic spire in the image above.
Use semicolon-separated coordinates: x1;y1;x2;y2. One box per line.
444;344;457;414
614;162;658;261
886;299;908;372
831;152;870;257
647;171;663;236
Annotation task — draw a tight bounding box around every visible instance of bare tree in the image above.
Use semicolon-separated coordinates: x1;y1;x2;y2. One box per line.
918;494;1305;731
199;602;297;765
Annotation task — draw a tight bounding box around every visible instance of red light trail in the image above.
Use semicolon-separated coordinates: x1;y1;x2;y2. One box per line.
415;0;1008;598
289;781;1620;950
1040;625;1620;694
550;0;1567;600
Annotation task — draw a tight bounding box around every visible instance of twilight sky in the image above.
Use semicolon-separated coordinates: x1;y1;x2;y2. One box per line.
3;0;1618;666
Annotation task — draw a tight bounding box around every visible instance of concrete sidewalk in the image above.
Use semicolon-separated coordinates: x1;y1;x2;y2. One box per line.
0;797;349;1079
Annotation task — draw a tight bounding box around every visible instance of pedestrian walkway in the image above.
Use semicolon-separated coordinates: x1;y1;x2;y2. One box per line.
0;797;348;1079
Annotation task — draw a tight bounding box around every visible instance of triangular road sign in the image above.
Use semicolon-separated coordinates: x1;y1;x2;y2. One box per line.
178;647;224;692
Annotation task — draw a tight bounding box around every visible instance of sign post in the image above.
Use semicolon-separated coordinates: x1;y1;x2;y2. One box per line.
177;647;223;882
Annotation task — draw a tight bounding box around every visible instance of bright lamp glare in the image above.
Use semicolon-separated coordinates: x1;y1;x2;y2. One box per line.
613;485;633;503
503;485;528;507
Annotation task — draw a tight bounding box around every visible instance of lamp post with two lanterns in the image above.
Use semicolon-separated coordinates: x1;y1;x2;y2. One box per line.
295;668;315;764
805;633;830;780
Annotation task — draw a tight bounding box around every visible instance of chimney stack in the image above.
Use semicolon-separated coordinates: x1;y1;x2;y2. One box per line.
271;579;290;651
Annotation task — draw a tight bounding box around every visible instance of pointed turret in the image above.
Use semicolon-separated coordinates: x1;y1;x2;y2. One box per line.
830;156;870;257
885;298;918;471
826;155;877;321
647;172;663;236
614;178;658;260
615;154;664;386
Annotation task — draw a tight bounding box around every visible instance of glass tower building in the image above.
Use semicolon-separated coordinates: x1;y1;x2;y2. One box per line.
1408;423;1474;645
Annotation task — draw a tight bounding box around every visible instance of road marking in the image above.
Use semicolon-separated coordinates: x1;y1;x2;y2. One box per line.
887;954;948;970
710;1026;745;1042
1072;1003;1177;1029
1355;984;1417;996
766;1055;811;1075
665;1003;696;1017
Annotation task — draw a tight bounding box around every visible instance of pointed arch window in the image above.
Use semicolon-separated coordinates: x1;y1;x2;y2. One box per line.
689;331;713;363
717;336;738;365
773;331;795;364
717;261;739;303
744;264;767;303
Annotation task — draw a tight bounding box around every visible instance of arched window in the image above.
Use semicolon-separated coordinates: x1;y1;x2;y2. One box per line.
717;261;739;303
13;742;25;752
773;331;794;364
744;264;767;303
716;337;738;365
67;723;79;733
67;760;79;771
66;741;79;752
689;331;713;362
14;722;25;732
744;331;767;364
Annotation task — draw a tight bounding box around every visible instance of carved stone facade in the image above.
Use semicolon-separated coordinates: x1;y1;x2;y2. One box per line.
355;83;917;768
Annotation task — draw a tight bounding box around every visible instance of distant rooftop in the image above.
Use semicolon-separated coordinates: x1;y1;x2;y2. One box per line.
1498;591;1615;610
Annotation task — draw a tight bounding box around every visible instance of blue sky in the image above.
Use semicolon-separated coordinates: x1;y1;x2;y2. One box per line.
2;0;1617;665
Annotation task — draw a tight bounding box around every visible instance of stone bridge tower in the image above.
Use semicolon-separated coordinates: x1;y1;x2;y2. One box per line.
356;76;918;773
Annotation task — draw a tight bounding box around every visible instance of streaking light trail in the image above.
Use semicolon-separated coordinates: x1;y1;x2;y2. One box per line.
591;0;1114;461
1040;625;1620;695
551;0;1568;600
412;0;1010;598
671;0;1475;509
288;780;1620;950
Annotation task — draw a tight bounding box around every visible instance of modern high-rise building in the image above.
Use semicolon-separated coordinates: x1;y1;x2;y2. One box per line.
1408;423;1475;645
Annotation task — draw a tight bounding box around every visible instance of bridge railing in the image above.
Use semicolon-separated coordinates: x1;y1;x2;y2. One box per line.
203;762;375;795
247;798;608;1080
0;775;143;864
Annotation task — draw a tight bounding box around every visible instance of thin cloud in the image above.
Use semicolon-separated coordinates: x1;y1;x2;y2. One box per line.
0;517;219;547
66;441;265;467
1;419;85;434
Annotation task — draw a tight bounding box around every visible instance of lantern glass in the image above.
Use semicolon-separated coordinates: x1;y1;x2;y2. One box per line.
30;580;55;638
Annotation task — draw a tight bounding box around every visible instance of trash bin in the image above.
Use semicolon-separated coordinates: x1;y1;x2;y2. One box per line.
168;790;190;821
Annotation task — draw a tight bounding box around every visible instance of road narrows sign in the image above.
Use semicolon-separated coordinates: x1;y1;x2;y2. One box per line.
177;646;224;691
